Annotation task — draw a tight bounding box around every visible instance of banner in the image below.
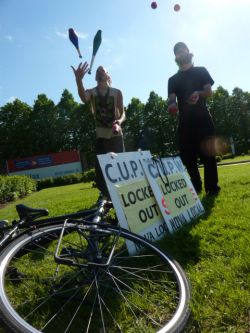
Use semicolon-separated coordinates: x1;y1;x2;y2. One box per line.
7;151;82;180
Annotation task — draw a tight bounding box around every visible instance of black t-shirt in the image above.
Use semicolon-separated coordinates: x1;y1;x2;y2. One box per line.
168;66;214;121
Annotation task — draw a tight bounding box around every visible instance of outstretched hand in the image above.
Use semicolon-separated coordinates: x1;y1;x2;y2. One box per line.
71;62;89;81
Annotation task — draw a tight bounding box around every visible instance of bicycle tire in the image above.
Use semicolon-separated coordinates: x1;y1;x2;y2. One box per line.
0;222;190;333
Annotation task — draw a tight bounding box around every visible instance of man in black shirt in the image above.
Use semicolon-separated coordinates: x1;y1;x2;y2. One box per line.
167;42;220;196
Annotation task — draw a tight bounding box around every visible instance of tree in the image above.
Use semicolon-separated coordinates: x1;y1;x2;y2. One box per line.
29;94;58;155
209;86;231;137
123;98;144;151
55;89;79;151
71;102;96;168
0;99;32;170
230;88;250;153
143;91;178;156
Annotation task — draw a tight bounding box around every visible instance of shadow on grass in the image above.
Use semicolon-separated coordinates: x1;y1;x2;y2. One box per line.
157;224;201;270
200;193;217;219
156;193;218;270
156;195;218;333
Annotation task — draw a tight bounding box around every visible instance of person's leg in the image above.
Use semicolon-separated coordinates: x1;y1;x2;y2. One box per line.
95;136;125;198
198;117;220;195
179;128;202;193
105;135;125;154
199;136;220;194
95;138;110;196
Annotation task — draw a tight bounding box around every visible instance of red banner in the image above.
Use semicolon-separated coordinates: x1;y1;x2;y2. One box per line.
7;151;81;172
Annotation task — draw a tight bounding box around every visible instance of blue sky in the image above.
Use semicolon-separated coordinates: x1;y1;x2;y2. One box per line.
0;0;250;107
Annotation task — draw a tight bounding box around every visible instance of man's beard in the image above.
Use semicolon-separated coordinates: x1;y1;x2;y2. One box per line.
175;53;193;66
97;74;106;81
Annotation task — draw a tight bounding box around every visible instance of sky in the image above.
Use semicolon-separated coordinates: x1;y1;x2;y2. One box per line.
0;0;250;108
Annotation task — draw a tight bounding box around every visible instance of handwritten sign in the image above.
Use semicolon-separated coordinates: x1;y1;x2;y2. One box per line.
98;151;168;254
141;157;205;233
98;151;205;253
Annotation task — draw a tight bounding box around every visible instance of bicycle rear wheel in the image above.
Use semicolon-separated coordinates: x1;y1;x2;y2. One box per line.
0;223;190;333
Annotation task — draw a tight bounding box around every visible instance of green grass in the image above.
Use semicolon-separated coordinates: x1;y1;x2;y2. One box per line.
217;154;250;164
0;182;100;221
0;164;249;332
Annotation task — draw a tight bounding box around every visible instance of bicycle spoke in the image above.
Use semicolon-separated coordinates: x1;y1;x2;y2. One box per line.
85;290;98;333
109;273;161;328
95;272;106;333
25;268;85;320
62;280;95;333
99;296;123;332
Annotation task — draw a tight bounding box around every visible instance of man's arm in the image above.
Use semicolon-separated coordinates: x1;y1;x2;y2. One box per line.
198;83;212;98
116;89;126;125
168;93;177;105
167;77;178;113
188;84;212;104
167;93;178;114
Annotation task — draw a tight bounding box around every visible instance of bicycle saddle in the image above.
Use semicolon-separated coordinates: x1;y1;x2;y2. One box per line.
16;204;49;220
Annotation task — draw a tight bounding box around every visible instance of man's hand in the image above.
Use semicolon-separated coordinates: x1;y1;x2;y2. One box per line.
167;103;178;115
71;62;89;82
112;121;121;134
188;91;199;104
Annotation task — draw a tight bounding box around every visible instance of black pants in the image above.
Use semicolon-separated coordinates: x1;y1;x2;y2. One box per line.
95;136;125;196
178;117;219;193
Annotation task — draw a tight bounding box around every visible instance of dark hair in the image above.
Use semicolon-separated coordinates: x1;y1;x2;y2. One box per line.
173;42;189;55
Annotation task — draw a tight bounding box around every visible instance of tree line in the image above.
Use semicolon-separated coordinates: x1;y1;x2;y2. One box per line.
0;86;249;173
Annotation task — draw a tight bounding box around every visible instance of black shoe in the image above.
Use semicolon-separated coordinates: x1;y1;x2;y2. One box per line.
206;186;221;196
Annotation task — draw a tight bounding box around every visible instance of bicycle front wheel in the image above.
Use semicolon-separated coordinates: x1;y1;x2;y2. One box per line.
0;223;190;333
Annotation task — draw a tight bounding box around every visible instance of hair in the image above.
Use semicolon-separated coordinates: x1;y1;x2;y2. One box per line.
106;73;112;86
173;42;189;55
96;66;112;86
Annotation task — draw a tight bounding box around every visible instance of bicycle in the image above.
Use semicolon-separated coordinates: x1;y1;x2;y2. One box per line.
0;194;190;333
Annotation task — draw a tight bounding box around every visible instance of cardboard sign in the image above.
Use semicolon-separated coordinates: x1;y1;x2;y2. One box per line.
98;151;168;254
141;157;205;233
98;151;205;254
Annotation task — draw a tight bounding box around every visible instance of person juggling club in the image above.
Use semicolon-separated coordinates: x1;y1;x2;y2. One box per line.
68;28;82;58
88;30;102;74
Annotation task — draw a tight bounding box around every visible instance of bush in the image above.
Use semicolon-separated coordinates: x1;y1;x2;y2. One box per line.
36;177;54;191
216;155;222;162
222;153;235;160
0;175;36;204
82;169;95;183
37;169;96;190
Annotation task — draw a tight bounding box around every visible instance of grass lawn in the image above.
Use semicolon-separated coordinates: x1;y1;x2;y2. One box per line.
0;163;249;332
217;154;250;164
0;182;100;221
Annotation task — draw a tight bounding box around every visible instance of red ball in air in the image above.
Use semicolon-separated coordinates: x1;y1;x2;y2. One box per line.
174;4;180;12
151;2;157;9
